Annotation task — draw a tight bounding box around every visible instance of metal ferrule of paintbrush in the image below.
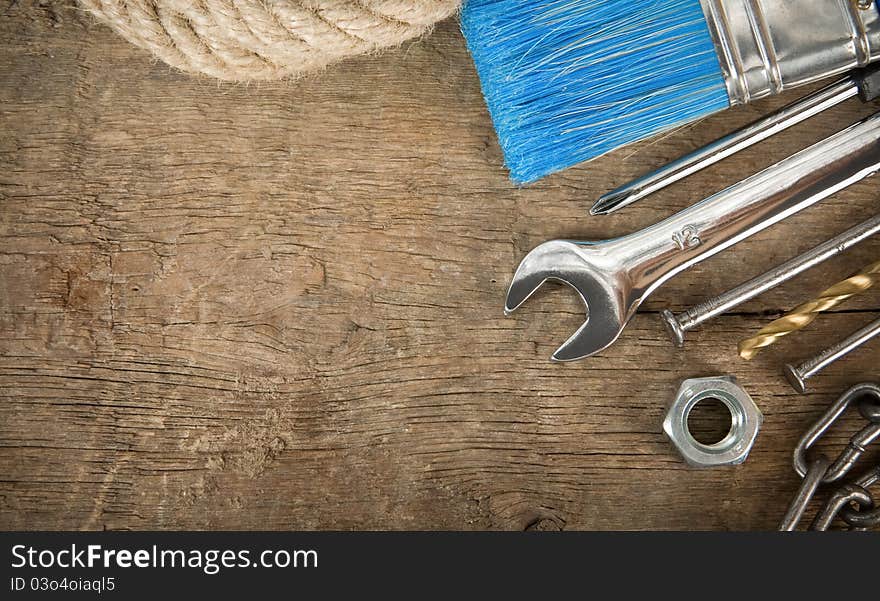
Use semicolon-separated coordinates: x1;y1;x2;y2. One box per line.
701;0;880;105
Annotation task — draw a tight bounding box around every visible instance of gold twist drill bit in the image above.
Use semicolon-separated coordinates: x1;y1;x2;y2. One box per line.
739;259;880;360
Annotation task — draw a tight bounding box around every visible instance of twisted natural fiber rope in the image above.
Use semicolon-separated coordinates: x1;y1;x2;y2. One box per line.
78;1;461;81
738;259;880;360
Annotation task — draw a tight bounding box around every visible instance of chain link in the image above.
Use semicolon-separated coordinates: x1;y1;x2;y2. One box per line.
780;383;880;531
838;465;880;530
792;383;880;482
779;455;830;531
811;481;874;531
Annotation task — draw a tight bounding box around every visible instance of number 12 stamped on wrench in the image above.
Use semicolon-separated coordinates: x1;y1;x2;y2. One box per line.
505;112;880;361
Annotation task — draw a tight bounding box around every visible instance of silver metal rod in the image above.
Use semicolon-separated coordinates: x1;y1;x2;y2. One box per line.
590;78;859;215
784;317;880;393
660;214;880;347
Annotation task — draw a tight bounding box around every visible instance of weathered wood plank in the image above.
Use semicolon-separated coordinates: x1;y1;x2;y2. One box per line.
0;1;877;530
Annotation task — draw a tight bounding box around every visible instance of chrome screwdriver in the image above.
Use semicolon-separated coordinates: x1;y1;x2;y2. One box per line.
591;65;880;216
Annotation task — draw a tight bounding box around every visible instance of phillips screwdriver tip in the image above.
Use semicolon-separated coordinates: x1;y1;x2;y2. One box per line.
590;189;632;215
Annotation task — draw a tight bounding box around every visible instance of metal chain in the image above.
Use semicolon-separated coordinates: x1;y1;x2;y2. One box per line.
780;383;880;531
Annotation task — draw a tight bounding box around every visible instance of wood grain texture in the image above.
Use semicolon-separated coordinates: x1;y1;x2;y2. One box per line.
1;1;878;531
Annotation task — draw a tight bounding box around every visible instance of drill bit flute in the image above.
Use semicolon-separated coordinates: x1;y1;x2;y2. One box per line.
739;260;880;360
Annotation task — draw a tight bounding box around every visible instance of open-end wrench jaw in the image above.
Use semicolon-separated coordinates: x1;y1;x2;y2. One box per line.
505;240;636;361
505;112;880;362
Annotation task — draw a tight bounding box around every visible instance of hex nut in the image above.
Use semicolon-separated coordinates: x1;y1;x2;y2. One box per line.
663;376;763;468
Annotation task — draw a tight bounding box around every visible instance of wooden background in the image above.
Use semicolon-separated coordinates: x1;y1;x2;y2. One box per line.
1;1;878;531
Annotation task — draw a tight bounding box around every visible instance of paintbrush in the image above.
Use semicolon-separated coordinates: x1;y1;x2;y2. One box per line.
460;0;880;184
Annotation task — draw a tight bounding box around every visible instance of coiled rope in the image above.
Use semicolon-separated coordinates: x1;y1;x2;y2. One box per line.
79;1;462;81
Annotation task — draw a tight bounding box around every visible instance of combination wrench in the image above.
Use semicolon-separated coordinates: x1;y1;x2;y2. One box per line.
505;111;880;361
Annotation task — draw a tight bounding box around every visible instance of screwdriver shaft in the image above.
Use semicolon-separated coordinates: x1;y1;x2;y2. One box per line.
591;77;858;215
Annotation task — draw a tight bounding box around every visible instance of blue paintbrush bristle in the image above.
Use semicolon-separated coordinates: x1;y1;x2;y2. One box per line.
460;0;731;184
